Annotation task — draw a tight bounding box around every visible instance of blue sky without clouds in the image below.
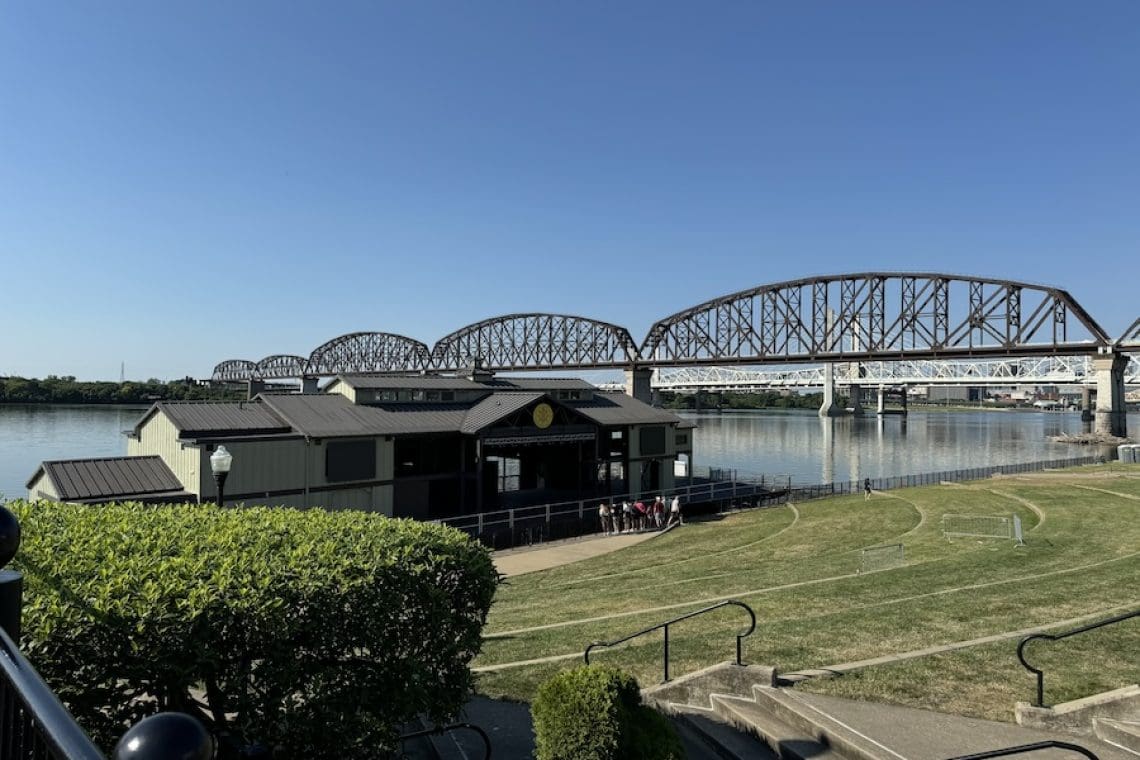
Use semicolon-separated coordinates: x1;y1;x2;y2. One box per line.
2;2;1137;380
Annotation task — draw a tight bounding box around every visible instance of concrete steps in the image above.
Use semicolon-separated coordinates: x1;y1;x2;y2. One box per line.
669;703;779;760
1094;718;1140;756
709;694;850;760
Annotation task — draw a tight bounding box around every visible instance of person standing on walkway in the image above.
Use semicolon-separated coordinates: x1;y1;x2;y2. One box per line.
864;478;873;501
667;495;683;528
598;502;611;535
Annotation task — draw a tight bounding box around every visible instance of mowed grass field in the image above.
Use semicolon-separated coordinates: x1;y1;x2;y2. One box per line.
474;463;1140;722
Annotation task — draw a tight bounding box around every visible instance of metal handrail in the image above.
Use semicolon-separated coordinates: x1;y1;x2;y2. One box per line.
583;599;756;682
0;623;106;759
1017;608;1140;707
944;740;1099;760
400;722;492;760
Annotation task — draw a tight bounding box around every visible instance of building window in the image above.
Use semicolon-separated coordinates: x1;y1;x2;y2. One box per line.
639;426;667;456
675;433;689;446
326;440;376;482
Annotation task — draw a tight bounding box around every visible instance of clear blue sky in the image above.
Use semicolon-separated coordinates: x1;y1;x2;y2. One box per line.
3;1;1137;380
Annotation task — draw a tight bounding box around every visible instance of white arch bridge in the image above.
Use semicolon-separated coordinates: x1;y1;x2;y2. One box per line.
648;356;1140;393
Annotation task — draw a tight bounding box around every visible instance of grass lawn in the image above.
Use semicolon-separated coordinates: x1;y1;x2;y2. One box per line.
474;463;1140;723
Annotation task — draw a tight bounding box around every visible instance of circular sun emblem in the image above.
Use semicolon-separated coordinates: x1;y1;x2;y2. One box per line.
533;403;554;429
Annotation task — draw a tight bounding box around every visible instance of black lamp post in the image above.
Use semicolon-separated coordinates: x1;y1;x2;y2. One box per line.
210;445;233;507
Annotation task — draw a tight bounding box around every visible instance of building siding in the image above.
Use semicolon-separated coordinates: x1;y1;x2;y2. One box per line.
129;412;201;497
26;472;58;501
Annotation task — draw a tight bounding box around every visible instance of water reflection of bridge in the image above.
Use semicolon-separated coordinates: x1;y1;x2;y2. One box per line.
209;273;1140;437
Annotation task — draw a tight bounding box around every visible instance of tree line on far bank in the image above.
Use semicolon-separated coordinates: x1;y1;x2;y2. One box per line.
661;390;832;410
0;375;244;404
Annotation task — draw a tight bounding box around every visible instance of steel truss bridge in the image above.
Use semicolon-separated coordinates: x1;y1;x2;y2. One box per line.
648;356;1140;393
211;273;1139;381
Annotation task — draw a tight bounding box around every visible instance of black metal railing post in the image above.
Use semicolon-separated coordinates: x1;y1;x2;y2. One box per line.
1017;608;1140;707
0;505;23;643
584;600;756;683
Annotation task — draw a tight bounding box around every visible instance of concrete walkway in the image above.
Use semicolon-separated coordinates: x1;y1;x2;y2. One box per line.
492;529;666;577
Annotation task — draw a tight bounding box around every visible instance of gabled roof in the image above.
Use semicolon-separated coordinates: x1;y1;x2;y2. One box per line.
461;392;545;434
567;392;684;426
258;394;401;438
135;401;290;438
28;456;188;501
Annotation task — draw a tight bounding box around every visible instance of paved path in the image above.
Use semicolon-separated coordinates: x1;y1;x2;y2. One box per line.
492;529;665;577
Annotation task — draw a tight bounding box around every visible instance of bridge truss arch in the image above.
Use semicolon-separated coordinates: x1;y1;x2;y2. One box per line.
1120;317;1140;349
641;273;1112;367
307;332;432;376
211;359;257;382
430;313;641;372
253;354;309;380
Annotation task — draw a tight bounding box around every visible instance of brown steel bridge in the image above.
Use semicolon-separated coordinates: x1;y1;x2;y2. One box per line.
209;273;1138;436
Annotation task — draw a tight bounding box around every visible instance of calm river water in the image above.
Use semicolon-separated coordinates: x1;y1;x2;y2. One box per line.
0;404;1133;499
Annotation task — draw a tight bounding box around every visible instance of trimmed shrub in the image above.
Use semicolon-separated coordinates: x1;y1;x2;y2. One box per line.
9;501;498;758
531;665;683;760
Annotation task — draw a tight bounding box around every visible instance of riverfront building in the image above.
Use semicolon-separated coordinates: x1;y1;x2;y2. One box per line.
27;373;693;518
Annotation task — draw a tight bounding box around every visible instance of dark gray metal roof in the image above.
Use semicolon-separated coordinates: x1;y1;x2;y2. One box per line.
30;456;186;501
139;401;290;437
484;377;595;390
330;375;486;391
566;392;684;426
461;392;545;434
259;394;401;438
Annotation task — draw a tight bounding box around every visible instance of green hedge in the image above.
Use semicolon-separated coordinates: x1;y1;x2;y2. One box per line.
531;665;683;760
9;501;498;758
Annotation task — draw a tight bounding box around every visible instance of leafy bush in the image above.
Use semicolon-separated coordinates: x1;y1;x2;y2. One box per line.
8;501;498;758
531;665;683;760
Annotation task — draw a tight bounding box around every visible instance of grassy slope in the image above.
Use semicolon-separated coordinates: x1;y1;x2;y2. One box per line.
475;466;1140;722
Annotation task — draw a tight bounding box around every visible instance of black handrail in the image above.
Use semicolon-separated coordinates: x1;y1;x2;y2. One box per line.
1017;608;1140;707
944;740;1099;760
400;722;492;760
583;599;756;682
0;623;106;759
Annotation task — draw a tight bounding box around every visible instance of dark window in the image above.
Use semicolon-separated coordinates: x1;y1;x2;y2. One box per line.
326;439;376;482
639;426;666;456
676;433;689;445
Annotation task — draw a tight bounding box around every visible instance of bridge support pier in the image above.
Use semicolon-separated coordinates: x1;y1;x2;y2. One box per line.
819;363;843;417
849;383;865;416
1080;387;1094;422
624;367;654;405
1093;352;1128;438
301;376;320;394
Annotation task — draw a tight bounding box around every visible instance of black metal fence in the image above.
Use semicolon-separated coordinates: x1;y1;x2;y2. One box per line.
437;455;1106;551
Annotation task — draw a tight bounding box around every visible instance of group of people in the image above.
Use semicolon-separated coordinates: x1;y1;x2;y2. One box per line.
597;495;683;535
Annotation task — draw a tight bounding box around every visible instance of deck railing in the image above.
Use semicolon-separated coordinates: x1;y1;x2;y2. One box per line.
1017;608;1140;707
583;600;756;683
945;740;1099;760
435;455;1104;551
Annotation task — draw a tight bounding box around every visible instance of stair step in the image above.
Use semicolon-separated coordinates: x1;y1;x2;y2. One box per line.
667;703;778;760
1094;718;1140;756
750;686;894;760
711;693;849;760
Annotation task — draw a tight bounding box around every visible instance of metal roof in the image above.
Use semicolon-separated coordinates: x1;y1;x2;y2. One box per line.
461;392;545;434
566;392;684;426
483;377;595;390
329;375;486;391
138;401;290;437
29;456;186;501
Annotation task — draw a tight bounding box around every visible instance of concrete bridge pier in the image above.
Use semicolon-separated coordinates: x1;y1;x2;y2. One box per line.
1093;352;1128;438
624;366;654;405
1080;386;1094;422
819;363;843;417
849;383;865;416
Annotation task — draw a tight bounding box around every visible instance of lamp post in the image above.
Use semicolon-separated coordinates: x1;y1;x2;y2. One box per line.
210;445;233;507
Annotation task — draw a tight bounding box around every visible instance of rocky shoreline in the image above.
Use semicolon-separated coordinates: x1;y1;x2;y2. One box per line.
1048;432;1132;445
